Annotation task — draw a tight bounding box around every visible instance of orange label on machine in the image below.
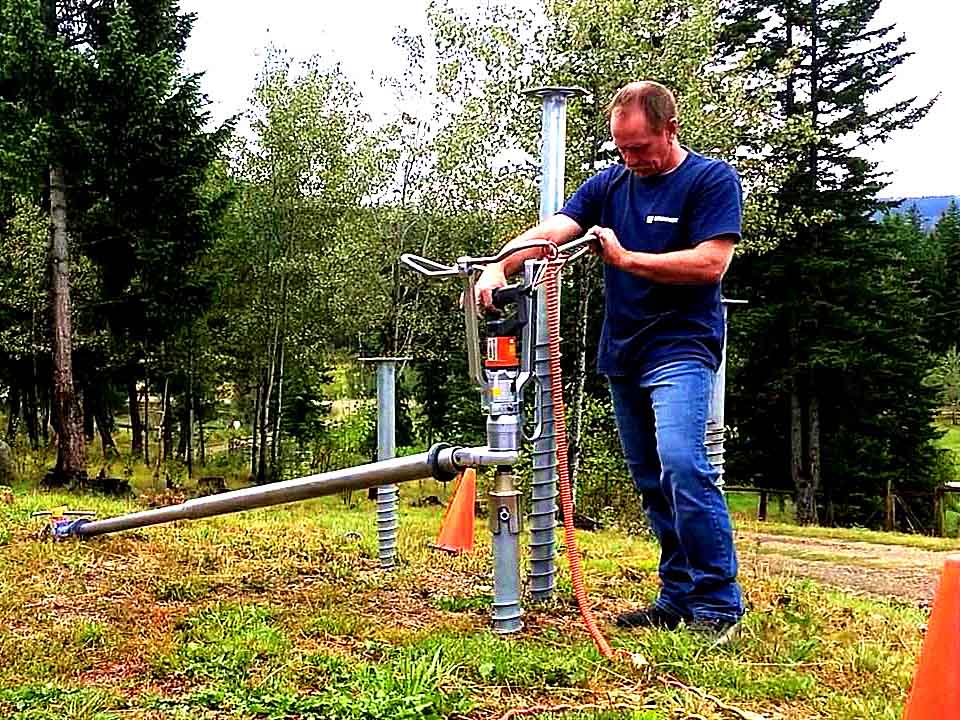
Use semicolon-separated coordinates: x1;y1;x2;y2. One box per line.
485;336;519;368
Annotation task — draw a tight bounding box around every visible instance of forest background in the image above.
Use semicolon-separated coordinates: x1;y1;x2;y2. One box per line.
1;0;959;531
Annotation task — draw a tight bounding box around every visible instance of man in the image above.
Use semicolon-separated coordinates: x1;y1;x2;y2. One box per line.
475;80;743;640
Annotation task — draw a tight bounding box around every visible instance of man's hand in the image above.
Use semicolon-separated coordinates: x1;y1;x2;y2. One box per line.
475;262;508;310
589;226;627;268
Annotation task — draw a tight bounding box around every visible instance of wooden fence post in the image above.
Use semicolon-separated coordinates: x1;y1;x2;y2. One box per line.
885;480;895;532
757;490;768;522
935;487;945;538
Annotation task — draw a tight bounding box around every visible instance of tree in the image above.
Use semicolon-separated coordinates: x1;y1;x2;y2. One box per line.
0;0;96;484
0;197;49;447
926;347;960;425
721;0;939;524
1;0;231;482
932;202;960;352
211;51;392;483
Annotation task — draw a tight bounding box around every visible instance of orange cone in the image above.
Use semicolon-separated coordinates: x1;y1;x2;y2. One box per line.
432;469;476;554
903;555;960;719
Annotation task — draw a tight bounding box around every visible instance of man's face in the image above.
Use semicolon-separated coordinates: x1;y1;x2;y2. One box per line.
610;108;677;177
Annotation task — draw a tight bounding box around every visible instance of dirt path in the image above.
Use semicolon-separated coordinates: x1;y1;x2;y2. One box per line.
736;531;956;605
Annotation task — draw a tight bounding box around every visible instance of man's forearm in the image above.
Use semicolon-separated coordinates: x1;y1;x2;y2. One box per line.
496;214;583;276
617;241;734;284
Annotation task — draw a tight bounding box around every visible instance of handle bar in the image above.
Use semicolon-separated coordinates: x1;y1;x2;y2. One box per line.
401;235;594;280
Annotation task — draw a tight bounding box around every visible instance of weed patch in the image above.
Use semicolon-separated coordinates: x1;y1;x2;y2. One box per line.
153;603;288;681
146;648;469;720
0;685;121;720
404;631;601;688
430;594;488;612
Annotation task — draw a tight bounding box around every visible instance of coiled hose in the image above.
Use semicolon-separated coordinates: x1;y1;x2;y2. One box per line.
544;261;624;662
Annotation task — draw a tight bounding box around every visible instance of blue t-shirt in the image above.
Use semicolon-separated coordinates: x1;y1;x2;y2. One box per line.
559;150;741;375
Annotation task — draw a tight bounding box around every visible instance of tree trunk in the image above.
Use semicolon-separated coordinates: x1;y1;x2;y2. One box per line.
257;369;273;484
161;378;172;462
81;388;95;441
251;381;260;480
94;394;119;458
258;315;281;484
807;392;821;517
177;400;189;459
885;477;895;531
25;369;40;450
198;402;206;467
270;339;285;481
41;393;50;446
127;378;143;455
48;164;86;486
6;385;20;443
143;371;150;465
792;386;819;525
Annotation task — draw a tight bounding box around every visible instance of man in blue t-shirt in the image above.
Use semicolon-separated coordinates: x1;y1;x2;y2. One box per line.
476;80;744;641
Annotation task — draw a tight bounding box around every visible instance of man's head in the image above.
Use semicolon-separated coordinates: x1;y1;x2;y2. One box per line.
607;81;681;177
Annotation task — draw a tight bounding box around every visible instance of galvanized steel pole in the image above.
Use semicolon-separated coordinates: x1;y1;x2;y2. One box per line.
361;357;411;570
705;299;747;486
490;468;524;633
72;446;496;539
524;86;585;601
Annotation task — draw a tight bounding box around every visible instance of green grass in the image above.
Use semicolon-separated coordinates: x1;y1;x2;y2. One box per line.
735;517;960;550
0;474;929;720
725;490;796;524
937;422;960;457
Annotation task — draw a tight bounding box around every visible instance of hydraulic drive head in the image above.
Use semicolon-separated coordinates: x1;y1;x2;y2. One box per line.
399;234;595;456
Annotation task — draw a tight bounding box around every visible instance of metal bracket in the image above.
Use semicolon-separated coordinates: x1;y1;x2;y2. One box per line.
489;491;522;534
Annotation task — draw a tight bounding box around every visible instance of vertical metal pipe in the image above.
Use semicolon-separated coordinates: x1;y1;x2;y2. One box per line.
524;87;584;601
375;360;399;569
706;299;747;486
490;468;523;633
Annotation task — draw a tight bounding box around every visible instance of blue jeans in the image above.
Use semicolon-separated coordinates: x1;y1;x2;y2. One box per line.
609;360;743;622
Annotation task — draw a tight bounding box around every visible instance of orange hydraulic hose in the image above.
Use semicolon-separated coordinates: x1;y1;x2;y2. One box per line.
544;262;625;662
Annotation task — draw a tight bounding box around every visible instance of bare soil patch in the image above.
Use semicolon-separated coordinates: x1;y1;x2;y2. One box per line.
737;530;955;605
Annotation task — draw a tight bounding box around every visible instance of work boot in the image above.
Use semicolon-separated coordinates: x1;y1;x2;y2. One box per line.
615;604;683;630
686;616;742;646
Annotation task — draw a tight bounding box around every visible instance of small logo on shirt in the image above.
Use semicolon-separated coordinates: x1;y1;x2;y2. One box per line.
646;215;679;224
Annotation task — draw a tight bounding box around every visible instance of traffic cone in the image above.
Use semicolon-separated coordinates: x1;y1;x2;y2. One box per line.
903;555;960;719
432;468;476;554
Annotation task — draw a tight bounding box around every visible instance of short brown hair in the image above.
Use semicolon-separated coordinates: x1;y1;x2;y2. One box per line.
606;81;677;131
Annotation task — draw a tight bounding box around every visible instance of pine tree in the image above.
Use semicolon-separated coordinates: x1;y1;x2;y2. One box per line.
933;202;960;352
0;0;230;481
721;0;938;524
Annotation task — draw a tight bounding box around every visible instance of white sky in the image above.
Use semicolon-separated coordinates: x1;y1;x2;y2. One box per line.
180;0;957;199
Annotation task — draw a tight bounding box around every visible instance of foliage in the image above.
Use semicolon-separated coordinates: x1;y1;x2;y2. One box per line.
571;394;646;527
926;348;960;424
0;0;952;527
721;0;941;524
157;603;288;680
931;201;960;352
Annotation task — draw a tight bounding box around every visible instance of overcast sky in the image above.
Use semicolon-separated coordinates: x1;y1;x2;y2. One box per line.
180;0;957;199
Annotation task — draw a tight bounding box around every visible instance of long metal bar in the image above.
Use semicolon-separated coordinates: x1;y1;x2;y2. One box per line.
524;86;585;601
706;299;747;487
490;468;523;633
72;446;514;539
376;360;400;569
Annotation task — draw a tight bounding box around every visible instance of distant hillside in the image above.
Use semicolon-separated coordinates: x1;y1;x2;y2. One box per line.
880;195;959;231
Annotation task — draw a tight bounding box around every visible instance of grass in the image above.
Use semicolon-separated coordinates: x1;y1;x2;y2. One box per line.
734;517;960;551
937;422;960;457
0;474;928;720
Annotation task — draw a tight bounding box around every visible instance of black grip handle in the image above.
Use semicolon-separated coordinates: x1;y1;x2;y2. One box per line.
490;284;525;311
